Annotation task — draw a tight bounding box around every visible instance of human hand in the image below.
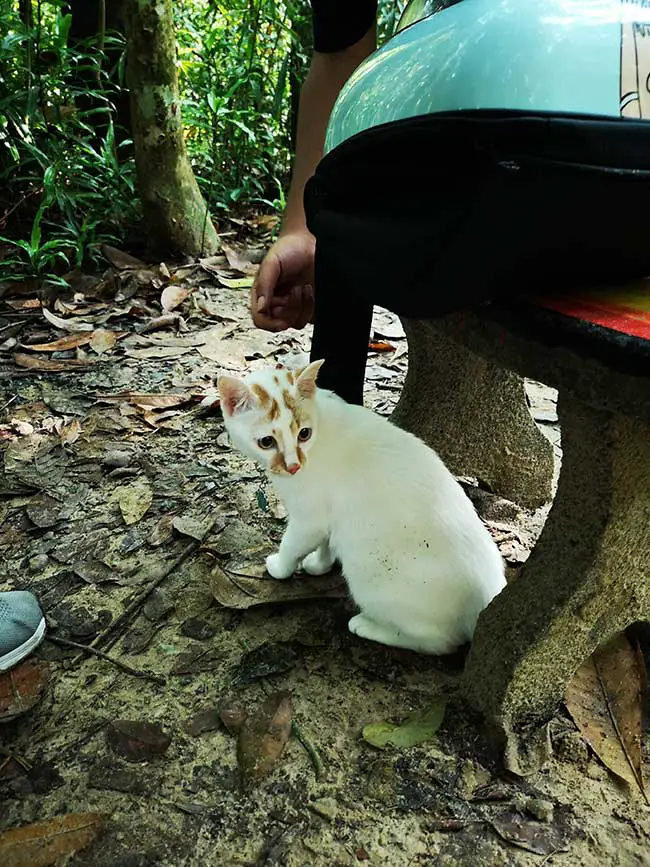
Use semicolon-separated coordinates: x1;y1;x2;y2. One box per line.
251;231;316;332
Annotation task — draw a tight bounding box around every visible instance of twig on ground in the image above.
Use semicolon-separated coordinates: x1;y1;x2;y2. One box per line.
0;746;32;772
0;394;18;413
48;635;165;684
291;720;324;780
70;515;223;665
539;848;564;866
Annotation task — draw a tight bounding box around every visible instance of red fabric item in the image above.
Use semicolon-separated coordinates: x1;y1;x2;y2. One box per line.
531;281;650;340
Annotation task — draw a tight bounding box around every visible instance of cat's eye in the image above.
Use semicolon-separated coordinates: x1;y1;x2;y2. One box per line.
257;435;276;450
298;427;312;442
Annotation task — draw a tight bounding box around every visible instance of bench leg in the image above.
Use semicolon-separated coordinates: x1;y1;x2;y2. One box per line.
462;395;650;773
391;318;554;508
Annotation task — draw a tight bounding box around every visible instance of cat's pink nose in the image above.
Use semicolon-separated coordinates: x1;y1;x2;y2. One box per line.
287;463;301;475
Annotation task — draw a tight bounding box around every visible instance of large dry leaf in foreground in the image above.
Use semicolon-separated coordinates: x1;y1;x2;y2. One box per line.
209;563;348;609
565;633;647;801
0;813;105;867
237;691;292;786
0;659;49;722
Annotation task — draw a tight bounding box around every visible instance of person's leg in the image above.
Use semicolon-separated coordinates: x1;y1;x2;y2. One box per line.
309;241;373;406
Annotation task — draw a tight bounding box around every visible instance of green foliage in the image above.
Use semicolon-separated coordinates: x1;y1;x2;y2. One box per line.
175;0;311;214
1;0;402;282
378;0;408;44
0;0;138;281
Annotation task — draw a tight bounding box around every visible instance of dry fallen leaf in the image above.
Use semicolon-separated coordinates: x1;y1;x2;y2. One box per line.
26;494;62;527
218;696;248;734
209;563;348;610
368;340;396;353
101;244;147;269
89;329;121;355
565;632;647;802
135;329;211;348
20;334;92;352
42;307;94;332
172;515;213;541
106;720;172;762
161;284;191;312
60;419;82;445
148;515;174;547
3;432;51;466
217;274;254;290
237;691;292;786
10;418;34;436
13;353;94;372
0;812;106;867
124;345;194;360
95;391;191;410
198;254;228;274
184;707;222;737
141;408;185;430
131;394;191;410
5;297;41;310
116;479;153;525
196;327;278;369
0;660;49;722
491;811;568;856
222;242;262;274
371;307;406;340
139;312;188;334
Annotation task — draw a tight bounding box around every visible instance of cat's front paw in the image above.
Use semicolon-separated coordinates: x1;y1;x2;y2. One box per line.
301;550;334;576
265;553;294;580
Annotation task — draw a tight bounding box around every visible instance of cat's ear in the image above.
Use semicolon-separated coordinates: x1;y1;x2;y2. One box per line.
296;359;324;399
217;375;255;417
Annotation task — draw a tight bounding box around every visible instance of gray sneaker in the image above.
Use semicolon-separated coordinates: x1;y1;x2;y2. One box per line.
0;591;46;671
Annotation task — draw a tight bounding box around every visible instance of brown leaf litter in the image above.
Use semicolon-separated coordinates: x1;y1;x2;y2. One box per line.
1;237;648;867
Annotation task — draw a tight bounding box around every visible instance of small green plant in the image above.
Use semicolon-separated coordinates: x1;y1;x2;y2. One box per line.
0;170;74;285
0;1;138;284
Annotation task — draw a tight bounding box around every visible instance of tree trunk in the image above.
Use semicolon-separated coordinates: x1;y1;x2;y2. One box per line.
124;0;219;256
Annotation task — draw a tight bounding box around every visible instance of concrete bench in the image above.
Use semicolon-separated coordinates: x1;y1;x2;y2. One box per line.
392;281;650;772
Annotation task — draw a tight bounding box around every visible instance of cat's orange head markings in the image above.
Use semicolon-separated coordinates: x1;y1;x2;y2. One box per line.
219;361;325;478
251;383;270;407
268;398;281;421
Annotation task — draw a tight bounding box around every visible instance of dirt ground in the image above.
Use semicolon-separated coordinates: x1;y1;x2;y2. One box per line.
1;258;649;866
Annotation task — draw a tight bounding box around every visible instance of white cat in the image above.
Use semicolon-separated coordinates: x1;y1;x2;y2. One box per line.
217;360;506;655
